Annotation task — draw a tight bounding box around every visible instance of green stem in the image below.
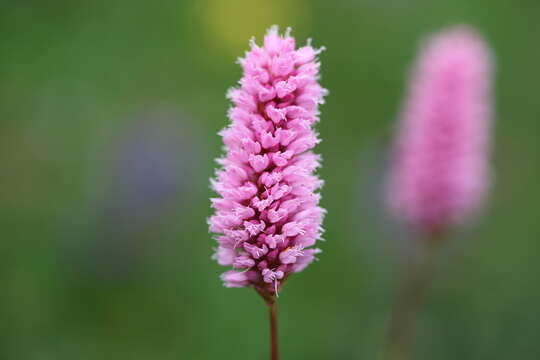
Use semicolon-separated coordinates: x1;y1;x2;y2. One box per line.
382;236;444;360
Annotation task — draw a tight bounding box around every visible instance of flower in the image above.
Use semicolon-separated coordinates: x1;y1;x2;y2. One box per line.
386;26;493;234
210;26;327;296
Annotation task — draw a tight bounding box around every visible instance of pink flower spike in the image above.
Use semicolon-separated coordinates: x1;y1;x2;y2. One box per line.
210;26;327;298
386;25;493;234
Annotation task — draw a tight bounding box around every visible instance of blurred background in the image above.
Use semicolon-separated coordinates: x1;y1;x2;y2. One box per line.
1;0;539;359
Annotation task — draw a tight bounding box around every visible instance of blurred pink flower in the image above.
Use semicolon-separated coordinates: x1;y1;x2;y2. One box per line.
387;26;493;234
209;26;327;297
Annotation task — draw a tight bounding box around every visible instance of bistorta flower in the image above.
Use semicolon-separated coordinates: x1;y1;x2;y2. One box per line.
386;26;493;234
209;26;327;300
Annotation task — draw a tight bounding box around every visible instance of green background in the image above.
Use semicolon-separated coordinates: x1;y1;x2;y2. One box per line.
1;0;539;359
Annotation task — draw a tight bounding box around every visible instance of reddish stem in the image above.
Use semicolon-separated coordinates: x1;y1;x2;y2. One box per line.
268;301;279;360
256;287;279;360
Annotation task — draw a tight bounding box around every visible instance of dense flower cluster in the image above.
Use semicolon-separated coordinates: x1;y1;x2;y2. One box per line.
387;26;493;233
209;26;327;296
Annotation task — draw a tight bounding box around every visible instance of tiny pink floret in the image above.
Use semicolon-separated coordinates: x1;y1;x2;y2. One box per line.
387;26;493;233
210;26;327;295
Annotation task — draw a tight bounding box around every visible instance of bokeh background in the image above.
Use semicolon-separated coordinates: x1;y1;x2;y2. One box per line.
2;0;539;359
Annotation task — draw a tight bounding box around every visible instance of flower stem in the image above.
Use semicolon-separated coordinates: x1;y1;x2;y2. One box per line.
382;236;443;360
268;301;279;360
